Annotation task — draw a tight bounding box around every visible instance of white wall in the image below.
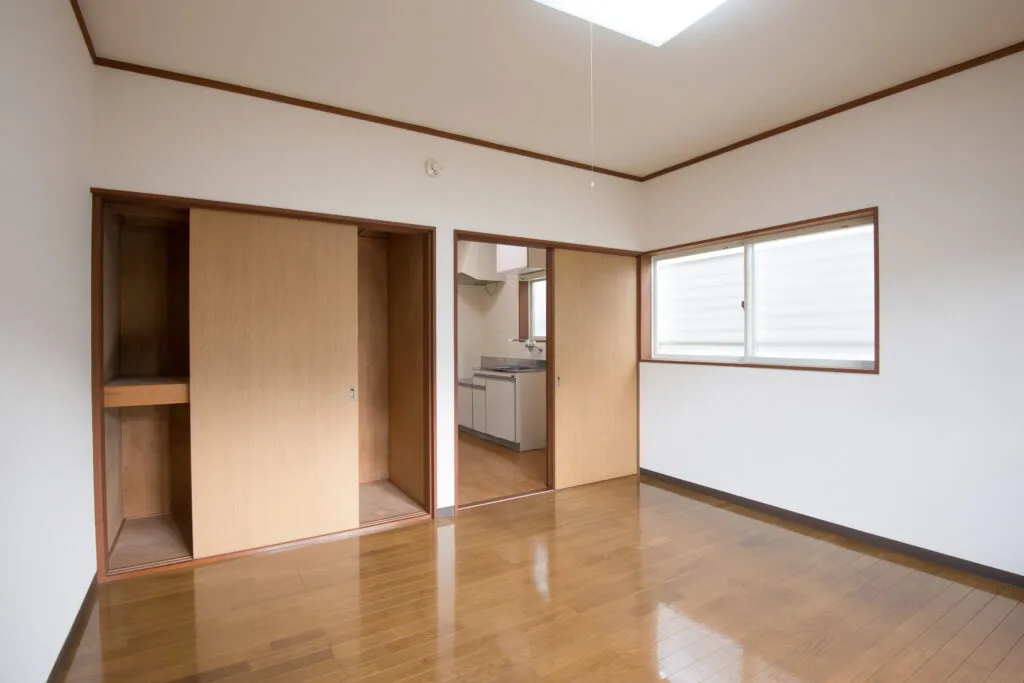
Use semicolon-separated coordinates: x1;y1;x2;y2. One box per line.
0;1;96;680
640;52;1024;575
457;285;488;379
91;67;643;509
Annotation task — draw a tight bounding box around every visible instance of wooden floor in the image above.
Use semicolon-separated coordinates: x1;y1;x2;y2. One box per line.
359;480;425;525
458;431;547;506
107;515;191;571
58;477;1024;682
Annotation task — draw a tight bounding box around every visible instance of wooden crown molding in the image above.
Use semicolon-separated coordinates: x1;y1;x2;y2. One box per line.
70;2;1024;183
640;38;1024;182
92;57;643;182
70;3;638;182
69;0;96;62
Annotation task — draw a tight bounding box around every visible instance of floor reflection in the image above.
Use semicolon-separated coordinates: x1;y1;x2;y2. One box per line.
56;478;1023;682
655;603;743;680
533;538;551;602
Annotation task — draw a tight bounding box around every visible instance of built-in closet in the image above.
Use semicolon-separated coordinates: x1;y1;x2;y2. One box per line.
94;195;433;578
357;230;432;526
100;202;192;572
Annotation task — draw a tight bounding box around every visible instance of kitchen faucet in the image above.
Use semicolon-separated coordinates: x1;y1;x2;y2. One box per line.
508;336;544;353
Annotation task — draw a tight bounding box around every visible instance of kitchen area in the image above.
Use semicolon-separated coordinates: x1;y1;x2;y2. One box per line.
457;240;550;506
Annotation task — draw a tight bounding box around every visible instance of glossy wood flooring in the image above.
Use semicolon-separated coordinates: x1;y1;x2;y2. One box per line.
457;432;547;506
58;478;1024;682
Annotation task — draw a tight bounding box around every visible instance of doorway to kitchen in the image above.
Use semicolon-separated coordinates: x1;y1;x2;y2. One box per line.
455;237;552;508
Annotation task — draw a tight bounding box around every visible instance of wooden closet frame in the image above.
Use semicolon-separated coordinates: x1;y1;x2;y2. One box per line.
452;231;640;512
90;188;438;582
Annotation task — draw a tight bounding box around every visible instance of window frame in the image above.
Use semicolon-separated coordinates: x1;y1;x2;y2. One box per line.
518;275;548;342
641;207;879;374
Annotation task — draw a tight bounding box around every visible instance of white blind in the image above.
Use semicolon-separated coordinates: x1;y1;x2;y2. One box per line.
654;247;745;357
752;224;875;361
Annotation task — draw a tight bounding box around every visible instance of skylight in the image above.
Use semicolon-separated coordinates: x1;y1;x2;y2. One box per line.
532;0;730;47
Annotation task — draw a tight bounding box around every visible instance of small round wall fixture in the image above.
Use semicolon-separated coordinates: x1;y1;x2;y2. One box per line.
425;158;442;177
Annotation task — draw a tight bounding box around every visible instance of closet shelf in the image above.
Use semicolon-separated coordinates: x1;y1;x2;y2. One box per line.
103;376;190;408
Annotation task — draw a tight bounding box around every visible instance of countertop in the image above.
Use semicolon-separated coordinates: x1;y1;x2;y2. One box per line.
474;367;546;374
458;367;546;387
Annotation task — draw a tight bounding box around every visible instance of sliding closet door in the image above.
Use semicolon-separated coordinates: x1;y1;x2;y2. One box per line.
189;209;359;558
553;249;638;489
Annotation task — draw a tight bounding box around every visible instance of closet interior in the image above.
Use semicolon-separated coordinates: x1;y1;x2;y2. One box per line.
101;202;193;572
357;230;432;525
95;195;433;578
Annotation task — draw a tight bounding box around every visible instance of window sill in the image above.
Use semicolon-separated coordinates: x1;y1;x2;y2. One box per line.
641;356;878;375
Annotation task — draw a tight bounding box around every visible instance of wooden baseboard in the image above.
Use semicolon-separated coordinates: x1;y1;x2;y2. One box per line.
47;575;96;683
640;468;1024;590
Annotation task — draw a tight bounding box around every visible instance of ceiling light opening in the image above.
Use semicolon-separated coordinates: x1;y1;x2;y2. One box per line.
533;0;730;47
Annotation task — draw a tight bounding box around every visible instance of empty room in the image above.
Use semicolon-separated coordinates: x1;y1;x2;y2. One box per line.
3;1;1024;681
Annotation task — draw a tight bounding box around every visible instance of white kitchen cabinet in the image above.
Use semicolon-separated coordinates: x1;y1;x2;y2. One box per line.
471;370;546;450
513;372;547;451
495;245;526;273
484;377;517;442
457;242;498;281
472;385;487;433
457;384;472;428
495;245;545;274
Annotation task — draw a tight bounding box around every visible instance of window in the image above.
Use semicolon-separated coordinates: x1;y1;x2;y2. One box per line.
529;278;547;339
518;275;547;341
649;210;877;372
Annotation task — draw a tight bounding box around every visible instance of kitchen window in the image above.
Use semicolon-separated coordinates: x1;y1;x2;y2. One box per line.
648;209;878;372
529;278;547;339
519;275;547;341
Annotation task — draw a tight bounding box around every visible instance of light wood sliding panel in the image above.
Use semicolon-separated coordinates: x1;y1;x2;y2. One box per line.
189;209;359;558
387;233;429;508
553;250;638;489
358;236;390;483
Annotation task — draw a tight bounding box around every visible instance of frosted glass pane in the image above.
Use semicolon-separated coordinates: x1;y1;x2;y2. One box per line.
530;279;547;338
654;247;745;357
752;225;875;361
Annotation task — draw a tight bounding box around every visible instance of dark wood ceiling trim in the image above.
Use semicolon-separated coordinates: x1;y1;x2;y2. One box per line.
642;38;1024;182
69;0;96;62
454;229;641;257
69;2;1023;184
91;55;644;182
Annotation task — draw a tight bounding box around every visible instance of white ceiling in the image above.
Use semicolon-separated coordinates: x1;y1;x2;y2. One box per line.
81;0;1024;177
